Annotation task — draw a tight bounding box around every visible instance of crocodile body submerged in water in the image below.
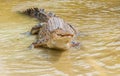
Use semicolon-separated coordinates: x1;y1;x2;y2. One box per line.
21;8;79;50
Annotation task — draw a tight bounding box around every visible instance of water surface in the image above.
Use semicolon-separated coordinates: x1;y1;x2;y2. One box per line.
0;0;120;76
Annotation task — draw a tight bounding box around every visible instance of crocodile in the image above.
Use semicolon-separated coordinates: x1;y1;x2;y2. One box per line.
22;8;79;50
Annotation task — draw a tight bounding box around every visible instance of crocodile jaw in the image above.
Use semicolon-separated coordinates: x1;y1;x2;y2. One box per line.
47;36;72;50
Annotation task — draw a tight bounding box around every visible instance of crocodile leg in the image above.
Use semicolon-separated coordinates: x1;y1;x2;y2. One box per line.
30;36;49;49
28;40;45;49
31;41;42;48
30;23;44;35
71;41;80;47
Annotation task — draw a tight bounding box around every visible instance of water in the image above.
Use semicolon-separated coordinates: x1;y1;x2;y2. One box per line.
0;0;120;76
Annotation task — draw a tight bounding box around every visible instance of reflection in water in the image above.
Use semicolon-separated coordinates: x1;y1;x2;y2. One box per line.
0;0;120;76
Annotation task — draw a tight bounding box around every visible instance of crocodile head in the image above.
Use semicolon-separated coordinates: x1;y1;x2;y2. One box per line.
47;28;74;50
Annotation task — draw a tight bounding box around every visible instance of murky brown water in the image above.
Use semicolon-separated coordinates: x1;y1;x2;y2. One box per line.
0;0;120;76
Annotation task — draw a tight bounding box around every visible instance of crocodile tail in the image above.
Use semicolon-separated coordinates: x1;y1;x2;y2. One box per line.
23;8;49;22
